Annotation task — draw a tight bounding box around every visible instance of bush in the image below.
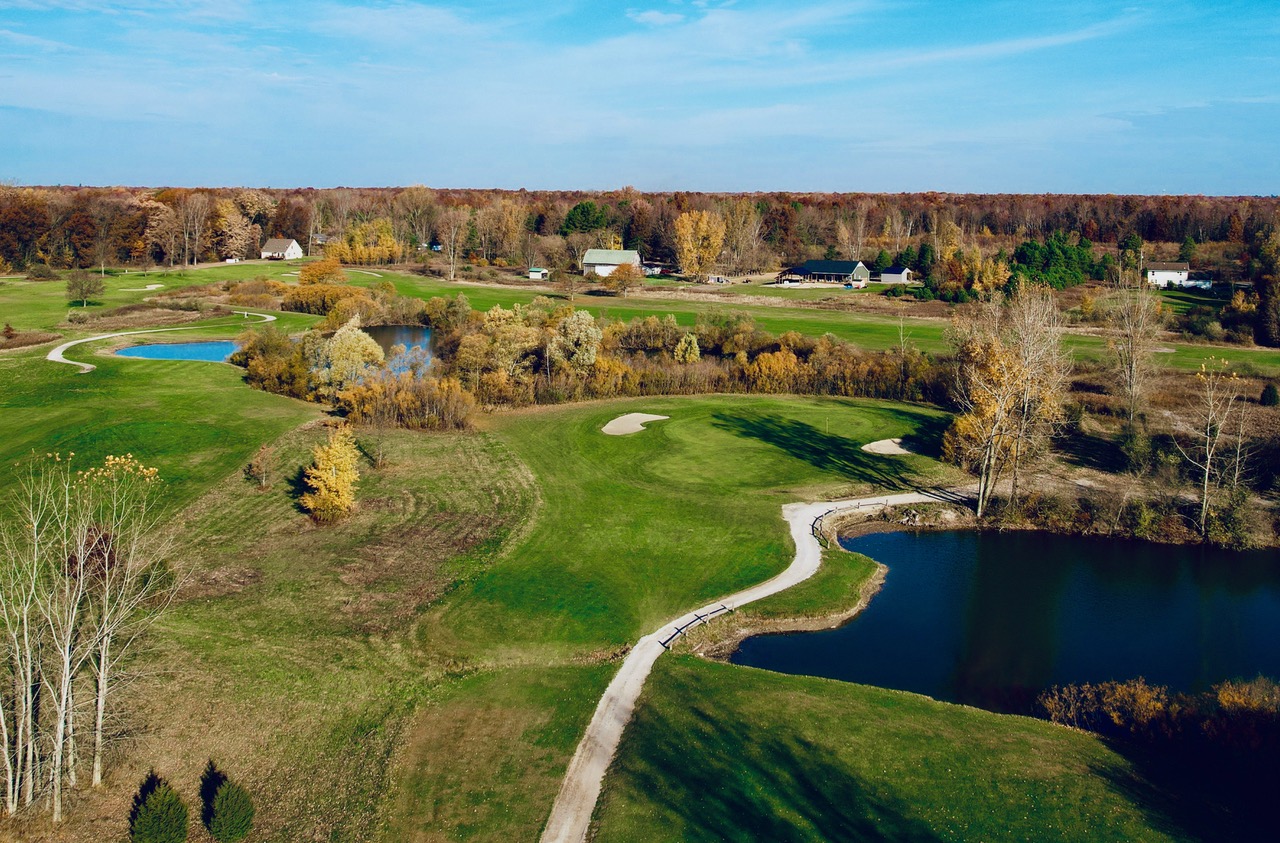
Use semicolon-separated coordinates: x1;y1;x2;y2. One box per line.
130;771;189;843
26;263;58;280
67;310;90;324
1262;383;1279;407
200;761;255;843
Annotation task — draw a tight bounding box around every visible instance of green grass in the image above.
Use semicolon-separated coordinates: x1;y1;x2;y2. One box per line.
594;657;1187;842
432;396;958;658
0;335;319;509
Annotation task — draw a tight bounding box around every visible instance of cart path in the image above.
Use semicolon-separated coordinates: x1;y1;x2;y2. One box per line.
46;311;276;374
539;487;970;843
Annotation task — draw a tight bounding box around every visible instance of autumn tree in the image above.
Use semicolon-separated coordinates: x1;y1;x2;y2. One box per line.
66;270;105;306
943;292;1064;518
1003;284;1069;505
674;332;700;363
674;210;726;281
604;262;643;298
548;310;602;371
299;425;360;522
720;199;765;273
298;257;347;285
311;318;384;400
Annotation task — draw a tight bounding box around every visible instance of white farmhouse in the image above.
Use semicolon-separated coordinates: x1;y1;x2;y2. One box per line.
1145;262;1191;286
261;238;303;260
582;248;641;278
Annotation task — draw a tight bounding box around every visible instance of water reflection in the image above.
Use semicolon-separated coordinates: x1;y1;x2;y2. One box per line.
732;531;1280;713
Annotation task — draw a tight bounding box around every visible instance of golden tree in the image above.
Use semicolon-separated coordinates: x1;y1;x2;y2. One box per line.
298;257;347;285
605;262;643;298
300;425;360;522
674;210;726;281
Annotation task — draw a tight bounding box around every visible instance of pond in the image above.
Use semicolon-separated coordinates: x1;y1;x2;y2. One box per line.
731;530;1280;713
361;325;432;360
116;340;238;362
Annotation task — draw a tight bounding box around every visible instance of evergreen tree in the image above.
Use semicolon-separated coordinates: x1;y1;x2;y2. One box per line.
130;772;189;843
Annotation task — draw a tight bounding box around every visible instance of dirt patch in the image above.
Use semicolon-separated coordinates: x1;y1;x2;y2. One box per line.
0;330;60;351
60;307;212;332
181;565;264;600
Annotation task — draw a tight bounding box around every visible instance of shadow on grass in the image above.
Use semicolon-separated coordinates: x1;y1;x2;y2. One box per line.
1087;737;1280;843
286;465;311;514
712;410;937;491
1058;429;1125;472
610;698;943;842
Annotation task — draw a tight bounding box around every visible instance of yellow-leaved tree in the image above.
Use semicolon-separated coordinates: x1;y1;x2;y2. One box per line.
674;210;726;281
300;425;360;522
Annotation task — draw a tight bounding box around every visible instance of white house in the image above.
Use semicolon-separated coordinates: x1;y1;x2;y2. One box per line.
582;248;641;278
880;265;914;284
528;267;550;281
1145;262;1191;286
261;238;303;260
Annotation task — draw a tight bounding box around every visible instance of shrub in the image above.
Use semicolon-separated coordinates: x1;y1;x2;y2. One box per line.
200;761;255;843
298;257;347;285
26;263;58;280
67;310;90;324
2;322;15;340
1262;383;1279;407
130;771;188;843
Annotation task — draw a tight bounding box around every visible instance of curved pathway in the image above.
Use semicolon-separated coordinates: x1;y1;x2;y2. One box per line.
540;487;969;843
46;311;276;374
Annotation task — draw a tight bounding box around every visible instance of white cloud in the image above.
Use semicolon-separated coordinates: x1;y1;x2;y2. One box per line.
0;28;73;50
628;10;685;26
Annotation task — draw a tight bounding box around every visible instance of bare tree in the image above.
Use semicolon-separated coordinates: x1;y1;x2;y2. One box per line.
1176;358;1244;536
178;192;213;266
887;210;915;253
435;206;470;281
1004;284;1069;506
1107;268;1163;423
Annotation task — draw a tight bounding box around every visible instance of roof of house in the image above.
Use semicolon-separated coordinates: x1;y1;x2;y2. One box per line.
883;265;913;274
796;259;867;274
1146;262;1190;272
262;238;298;251
582;249;641;265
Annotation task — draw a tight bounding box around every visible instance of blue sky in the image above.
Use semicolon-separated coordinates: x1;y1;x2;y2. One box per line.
1;1;1277;193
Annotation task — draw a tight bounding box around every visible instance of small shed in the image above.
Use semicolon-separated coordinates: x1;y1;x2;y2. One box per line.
582;249;641;278
261;238;303;260
1145;262;1191;286
528;267;550;281
881;265;915;284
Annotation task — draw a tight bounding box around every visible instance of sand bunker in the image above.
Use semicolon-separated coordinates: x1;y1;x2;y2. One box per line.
861;438;913;455
120;283;164;291
602;413;669;436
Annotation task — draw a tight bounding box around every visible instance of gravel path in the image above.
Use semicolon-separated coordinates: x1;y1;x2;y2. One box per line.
539;487;968;843
46;311;276;374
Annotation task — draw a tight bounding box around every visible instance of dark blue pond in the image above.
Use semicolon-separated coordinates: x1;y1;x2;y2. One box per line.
116;341;238;362
731;530;1280;713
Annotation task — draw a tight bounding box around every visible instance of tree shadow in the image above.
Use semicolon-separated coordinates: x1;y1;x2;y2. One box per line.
1057;429;1125;472
286;465;311;514
610;695;944;842
1085;738;1280;843
712;411;931;492
199;759;227;829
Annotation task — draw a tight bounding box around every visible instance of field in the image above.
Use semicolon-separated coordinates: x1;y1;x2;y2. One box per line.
0;264;1259;841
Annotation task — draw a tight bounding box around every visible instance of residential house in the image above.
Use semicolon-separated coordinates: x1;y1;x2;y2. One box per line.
261;238;303;260
1145;262;1191;286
